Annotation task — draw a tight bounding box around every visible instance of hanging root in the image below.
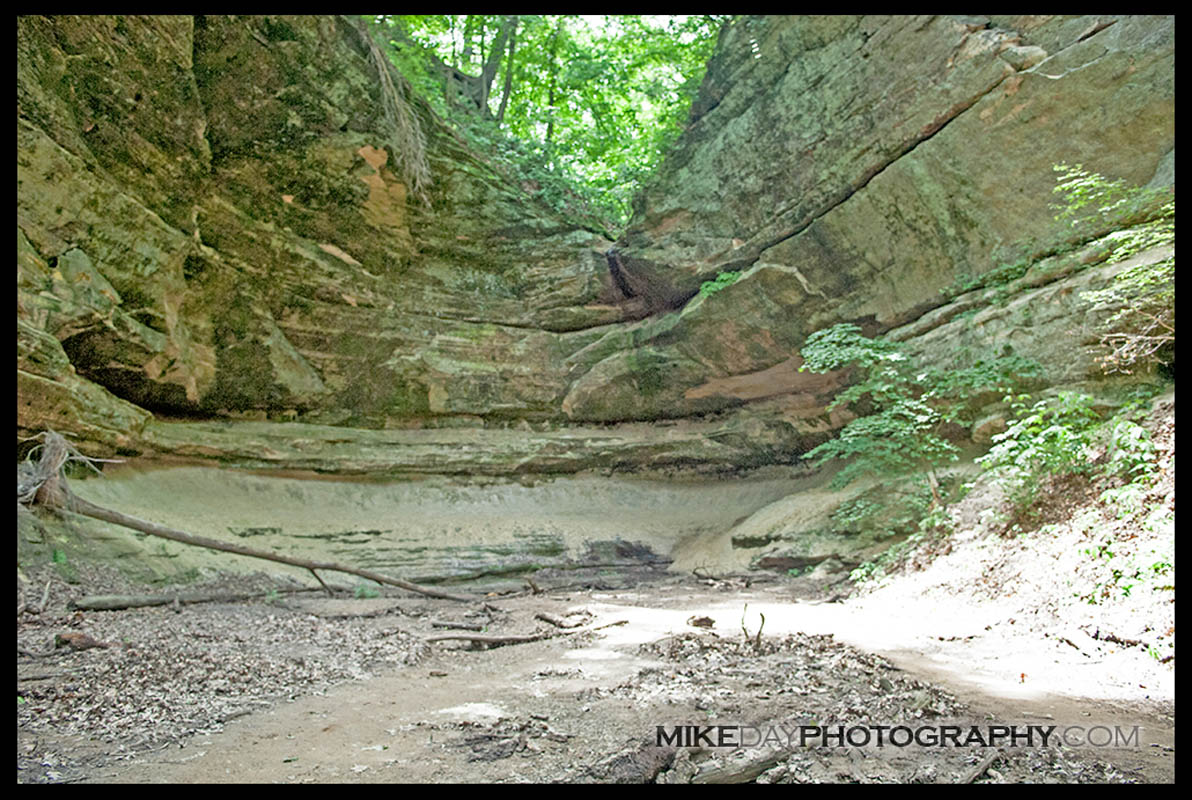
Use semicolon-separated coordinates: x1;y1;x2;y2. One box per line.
345;16;432;206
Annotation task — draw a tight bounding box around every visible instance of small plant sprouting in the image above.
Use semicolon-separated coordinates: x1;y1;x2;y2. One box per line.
698;270;742;298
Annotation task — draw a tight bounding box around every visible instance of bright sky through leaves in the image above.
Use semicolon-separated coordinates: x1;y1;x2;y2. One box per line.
370;14;726;232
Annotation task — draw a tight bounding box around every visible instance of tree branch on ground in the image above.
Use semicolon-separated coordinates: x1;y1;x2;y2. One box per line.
424;619;626;647
18;431;474;603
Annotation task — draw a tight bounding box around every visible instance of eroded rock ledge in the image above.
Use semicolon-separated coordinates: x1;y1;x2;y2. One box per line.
17;15;1174;476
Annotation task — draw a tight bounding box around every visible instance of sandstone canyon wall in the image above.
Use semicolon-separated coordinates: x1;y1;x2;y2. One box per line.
17;15;1175;477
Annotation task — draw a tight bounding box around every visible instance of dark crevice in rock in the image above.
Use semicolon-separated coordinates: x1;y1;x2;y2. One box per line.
605;248;636;299
190;15;221;167
380;309;557;334
189;15;213;172
58;340;194;418
16;15;1173;467
1076;18;1117;43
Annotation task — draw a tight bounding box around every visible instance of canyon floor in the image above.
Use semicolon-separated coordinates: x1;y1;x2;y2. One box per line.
17;555;1175;784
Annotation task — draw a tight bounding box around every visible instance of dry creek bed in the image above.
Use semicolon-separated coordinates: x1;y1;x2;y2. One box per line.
17;562;1175;784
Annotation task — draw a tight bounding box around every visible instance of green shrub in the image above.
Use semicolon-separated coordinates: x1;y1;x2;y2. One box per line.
698;270;741;298
941;164;1175;376
1054;163;1175;375
51;548;79;584
1103;418;1158;484
976;391;1102;513
800;323;1038;505
830;479;940;540
1078;536;1174;604
979;383;1166;526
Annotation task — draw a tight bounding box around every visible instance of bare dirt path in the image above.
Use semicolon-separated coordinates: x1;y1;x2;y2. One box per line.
77;577;1173;784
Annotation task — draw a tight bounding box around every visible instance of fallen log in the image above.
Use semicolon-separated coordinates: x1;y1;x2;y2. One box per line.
20;431;474;603
69;586;318;611
425;619;627;647
692;749;788;784
61;494;475;601
959;749;1001;784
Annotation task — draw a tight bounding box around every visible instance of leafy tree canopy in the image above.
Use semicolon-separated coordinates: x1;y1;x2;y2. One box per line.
365;14;727;235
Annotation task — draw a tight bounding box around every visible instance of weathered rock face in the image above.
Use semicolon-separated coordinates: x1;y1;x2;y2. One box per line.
609;14;1174;410
17;14;1174;476
57;466;802;584
622;15;1174;299
18;16;623;449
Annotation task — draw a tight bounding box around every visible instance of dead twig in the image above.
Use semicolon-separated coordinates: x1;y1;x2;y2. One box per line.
738;603;766;650
18;669;69;682
1082;626;1143;648
430;619;486;631
309;606;402;620
426;619;627;647
959;749;1001;784
534;611;586;629
1055;635;1088;656
308;569;334;597
425;631;551;646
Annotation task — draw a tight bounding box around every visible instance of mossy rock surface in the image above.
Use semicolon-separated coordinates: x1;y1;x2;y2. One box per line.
17;15;1174;475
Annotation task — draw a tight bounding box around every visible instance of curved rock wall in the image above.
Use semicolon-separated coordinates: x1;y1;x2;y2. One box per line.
17;15;1174;475
608;15;1174;410
18;16;621;448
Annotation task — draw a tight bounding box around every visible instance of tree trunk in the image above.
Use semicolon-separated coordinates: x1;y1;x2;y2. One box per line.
925;468;942;509
384;15;515;120
544;17;564;159
461;14;477;66
480;16;516;115
495;18;518;123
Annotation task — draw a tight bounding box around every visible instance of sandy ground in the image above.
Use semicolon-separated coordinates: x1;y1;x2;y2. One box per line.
16;395;1176;783
17;568;1174;784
